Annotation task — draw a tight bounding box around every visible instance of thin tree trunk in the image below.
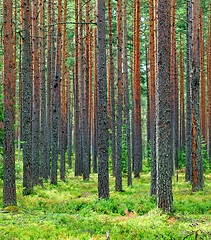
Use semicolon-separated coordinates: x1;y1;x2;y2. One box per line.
123;0;132;187
134;0;142;178
92;28;98;173
107;0;116;176
3;0;17;207
115;0;123;191
185;0;193;182
22;0;33;195
60;0;67;181
39;0;47;180
179;34;185;154
149;0;156;195
170;0;175;172
83;0;90;181
46;0;52;178
32;0;40;185
74;0;81;176
79;0;84;176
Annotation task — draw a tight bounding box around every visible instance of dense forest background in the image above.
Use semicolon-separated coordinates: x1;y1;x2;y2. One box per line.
0;0;211;238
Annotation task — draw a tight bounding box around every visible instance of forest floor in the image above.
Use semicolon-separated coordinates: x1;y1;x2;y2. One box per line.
0;159;210;239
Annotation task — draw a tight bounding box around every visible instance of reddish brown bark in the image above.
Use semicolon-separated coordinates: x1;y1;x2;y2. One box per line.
180;34;185;152
192;0;204;191
149;0;156;195
3;0;17;207
92;27;98;173
32;0;40;185
134;0;142;178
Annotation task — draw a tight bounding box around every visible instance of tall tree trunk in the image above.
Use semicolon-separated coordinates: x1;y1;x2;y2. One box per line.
3;0;17;207
157;0;173;213
191;0;204;191
174;52;179;171
123;0;132;187
89;32;93;173
179;34;185;154
83;0;90;181
115;0;123;191
51;0;62;185
107;0;116;176
79;0;84;176
74;0;81;176
97;0;109;200
134;0;142;178
92;27;98;173
170;0;175;172
149;0;156;195
67;51;72;169
39;0;47;180
200;6;206;144
32;0;40;185
185;0;193;182
60;0;67;181
46;0;52;178
22;0;33;195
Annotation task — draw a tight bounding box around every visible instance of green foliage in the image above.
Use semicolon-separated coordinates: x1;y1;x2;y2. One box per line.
0;167;210;239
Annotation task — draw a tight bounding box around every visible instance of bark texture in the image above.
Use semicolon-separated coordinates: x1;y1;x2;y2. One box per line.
22;0;33;195
3;0;17;207
97;0;109;199
157;0;173;213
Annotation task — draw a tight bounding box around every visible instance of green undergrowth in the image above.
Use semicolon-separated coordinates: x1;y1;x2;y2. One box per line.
0;167;210;239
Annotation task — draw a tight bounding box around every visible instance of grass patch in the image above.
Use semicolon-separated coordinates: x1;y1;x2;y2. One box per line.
0;165;210;239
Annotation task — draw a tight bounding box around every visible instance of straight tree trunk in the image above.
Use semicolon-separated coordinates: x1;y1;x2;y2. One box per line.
123;0;132;187
149;0;157;195
89;32;93;173
200;6;206;144
185;0;193;182
67;51;72;169
174;53;179;171
107;0;116;176
39;0;47;180
134;0;142;178
115;0;123;191
170;0;175;172
92;28;98;173
157;0;173;213
32;0;40;185
22;0;33;195
79;0;84;176
191;0;204;191
60;0;67;181
3;0;17;207
83;0;90;181
97;0;109;200
74;0;81;176
46;0;52;178
179;35;185;153
51;0;62;185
